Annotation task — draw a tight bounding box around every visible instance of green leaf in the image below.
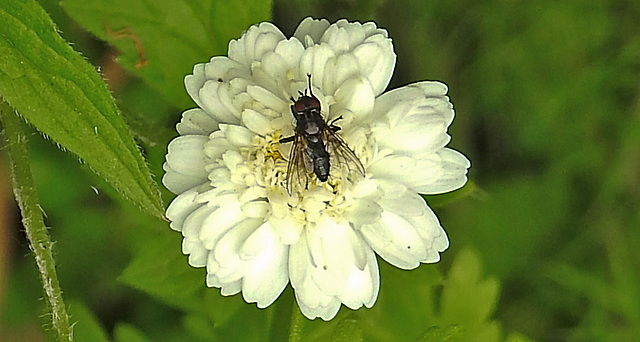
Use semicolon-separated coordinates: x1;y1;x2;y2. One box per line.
357;261;444;341
183;314;216;341
439;248;502;342
0;0;163;217
114;323;151;342
505;331;536;342
67;300;109;342
61;0;273;109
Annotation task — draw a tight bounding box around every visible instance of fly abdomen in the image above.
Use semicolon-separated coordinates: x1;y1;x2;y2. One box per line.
307;140;330;182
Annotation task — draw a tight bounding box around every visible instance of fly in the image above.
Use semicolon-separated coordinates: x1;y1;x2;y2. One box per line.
280;75;365;194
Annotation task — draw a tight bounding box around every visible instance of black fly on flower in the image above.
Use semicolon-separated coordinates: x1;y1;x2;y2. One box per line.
280;75;365;195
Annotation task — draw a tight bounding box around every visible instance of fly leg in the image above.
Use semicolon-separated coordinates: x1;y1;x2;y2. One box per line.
280;135;295;143
328;115;343;132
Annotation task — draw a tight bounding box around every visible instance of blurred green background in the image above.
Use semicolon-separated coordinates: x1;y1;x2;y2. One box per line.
2;0;640;341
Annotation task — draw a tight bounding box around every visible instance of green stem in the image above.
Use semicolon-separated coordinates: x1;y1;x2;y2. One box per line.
288;297;304;342
0;101;73;342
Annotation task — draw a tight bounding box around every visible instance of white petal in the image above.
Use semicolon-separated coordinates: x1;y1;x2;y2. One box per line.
289;233;342;321
298;44;337;94
203;131;235;160
207;263;243;295
332;77;375;121
332;53;361;93
219;124;254;147
360;211;428;270
380;191;449;263
203;56;245;81
199;81;241;124
319;19;395;95
163;135;209;194
246;84;289;114
410;205;449;263
199;200;245;249
323;19;375;50
268;215;303;245
378;191;426;218
368;153;417;180
274;38;306;70
183;238;208;267
339;244;379;310
213;218;263;282
165;135;208;175
296;290;341;321
241;222;289;308
260;39;306;89
304;218;366;295
373;81;453;126
241;201;269;218
228;22;286;67
219;281;242;296
291;216;377;314
293;17;330;46
182;204;216;239
321;24;353;55
353;37;396;95
344;198;382;227
176;108;219;136
288;232;311;288
407;148;471;194
162;170;202;196
184;63;206;107
375;102;451;153
242;108;272;136
372;178;409;199
165;186;202;231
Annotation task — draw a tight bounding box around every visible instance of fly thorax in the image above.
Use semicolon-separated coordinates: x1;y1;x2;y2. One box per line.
304;121;320;135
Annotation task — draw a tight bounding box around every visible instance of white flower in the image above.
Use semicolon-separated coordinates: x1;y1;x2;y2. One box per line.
163;17;470;321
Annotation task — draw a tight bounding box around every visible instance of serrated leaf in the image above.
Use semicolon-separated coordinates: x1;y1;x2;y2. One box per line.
439;248;502;342
0;0;163;217
61;0;272;109
359;261;444;341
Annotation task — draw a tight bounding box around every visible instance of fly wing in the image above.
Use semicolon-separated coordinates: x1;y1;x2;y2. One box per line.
285;134;310;195
324;128;365;178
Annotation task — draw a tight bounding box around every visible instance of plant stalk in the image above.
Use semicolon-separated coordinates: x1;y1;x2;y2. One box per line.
0;101;73;341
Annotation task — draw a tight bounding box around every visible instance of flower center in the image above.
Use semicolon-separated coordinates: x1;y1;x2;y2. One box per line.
245;132;358;225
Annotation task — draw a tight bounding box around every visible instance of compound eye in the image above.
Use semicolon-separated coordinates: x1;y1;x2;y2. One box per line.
307;96;320;110
293;96;321;113
293;99;307;113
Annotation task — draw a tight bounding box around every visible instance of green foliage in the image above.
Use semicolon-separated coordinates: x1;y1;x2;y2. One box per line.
61;0;273;110
68;300;109;342
114;324;151;342
0;0;163;217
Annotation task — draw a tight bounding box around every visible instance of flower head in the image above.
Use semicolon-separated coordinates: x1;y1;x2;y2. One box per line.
163;17;470;320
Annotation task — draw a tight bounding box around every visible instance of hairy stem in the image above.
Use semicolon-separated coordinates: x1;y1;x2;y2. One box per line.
0;101;73;341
